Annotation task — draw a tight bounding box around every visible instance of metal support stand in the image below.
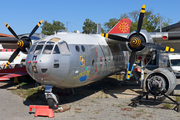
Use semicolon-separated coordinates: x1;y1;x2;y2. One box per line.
130;85;180;112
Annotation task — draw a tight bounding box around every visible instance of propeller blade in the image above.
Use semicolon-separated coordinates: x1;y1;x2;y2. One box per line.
142;43;180;53
28;20;43;39
101;33;130;42
5;48;21;67
137;4;145;36
126;49;136;80
4;23;19;40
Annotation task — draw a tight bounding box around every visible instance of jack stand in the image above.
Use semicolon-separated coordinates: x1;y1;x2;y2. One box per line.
130;86;180;112
29;105;54;118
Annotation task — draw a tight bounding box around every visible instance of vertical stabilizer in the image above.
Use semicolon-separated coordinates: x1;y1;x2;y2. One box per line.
108;18;131;34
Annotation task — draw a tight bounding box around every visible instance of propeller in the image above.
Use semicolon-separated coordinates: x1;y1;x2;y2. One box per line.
101;5;145;79
4;20;43;67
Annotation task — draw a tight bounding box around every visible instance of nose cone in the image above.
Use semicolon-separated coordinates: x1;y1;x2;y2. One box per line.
26;54;70;88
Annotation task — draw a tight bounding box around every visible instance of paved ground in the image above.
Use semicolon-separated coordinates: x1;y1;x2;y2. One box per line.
1;77;180;120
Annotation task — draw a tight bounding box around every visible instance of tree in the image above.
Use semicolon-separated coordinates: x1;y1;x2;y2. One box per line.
82;19;104;34
41;20;65;35
82;19;96;34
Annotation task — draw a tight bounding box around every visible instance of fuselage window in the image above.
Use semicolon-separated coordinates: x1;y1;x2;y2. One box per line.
58;41;70;54
42;45;54;54
75;45;80;52
81;45;85;52
29;45;36;54
92;60;95;66
34;45;43;54
53;45;60;54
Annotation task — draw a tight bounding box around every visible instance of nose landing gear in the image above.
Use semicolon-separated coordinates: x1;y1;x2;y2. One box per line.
45;85;59;109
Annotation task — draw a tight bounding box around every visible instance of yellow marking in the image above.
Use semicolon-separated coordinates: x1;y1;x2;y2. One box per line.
40;20;43;23
165;46;169;51
128;71;131;74
21;40;24;47
128;75;130;78
14;55;20;61
141;9;145;13
170;48;175;52
7;61;10;64
4;23;10;28
38;23;40;26
142;4;145;9
105;33;108;38
5;64;8;67
101;33;104;37
141;5;145;13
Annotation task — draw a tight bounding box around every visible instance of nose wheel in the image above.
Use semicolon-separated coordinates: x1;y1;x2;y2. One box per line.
45;85;59;109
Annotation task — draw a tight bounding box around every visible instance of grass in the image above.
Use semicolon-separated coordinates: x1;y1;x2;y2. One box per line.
175;96;180;102
162;103;172;109
11;82;45;102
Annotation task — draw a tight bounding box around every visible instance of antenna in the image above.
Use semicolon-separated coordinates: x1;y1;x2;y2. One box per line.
66;22;68;32
97;23;101;34
160;20;162;32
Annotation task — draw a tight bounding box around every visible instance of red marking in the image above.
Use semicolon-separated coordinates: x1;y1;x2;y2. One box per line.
0;49;16;52
162;36;167;40
108;18;131;34
134;68;141;72
29;105;54;118
95;46;98;73
27;61;31;64
33;61;37;63
138;56;142;60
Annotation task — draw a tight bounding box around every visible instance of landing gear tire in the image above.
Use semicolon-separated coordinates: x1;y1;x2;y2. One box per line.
47;98;59;109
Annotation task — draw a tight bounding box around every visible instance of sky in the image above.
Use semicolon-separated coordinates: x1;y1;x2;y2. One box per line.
0;0;180;35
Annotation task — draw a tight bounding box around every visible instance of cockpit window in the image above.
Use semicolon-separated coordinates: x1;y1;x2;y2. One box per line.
29;45;36;54
47;41;54;44
42;45;54;54
34;45;43;54
39;41;46;43
58;41;70;55
53;45;60;54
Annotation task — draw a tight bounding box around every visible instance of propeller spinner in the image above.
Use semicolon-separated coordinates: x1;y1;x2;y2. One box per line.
4;20;43;67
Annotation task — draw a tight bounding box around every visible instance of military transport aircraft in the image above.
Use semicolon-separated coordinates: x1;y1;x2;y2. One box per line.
1;4;180;109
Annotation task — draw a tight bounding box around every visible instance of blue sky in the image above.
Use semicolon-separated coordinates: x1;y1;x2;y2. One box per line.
1;0;180;35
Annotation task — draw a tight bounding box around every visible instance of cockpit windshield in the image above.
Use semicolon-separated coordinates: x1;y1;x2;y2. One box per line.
29;45;36;54
34;45;43;54
58;41;70;54
42;45;54;54
53;45;60;54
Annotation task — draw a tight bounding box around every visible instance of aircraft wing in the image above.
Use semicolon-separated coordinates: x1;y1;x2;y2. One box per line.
0;72;28;81
0;37;18;49
150;32;180;50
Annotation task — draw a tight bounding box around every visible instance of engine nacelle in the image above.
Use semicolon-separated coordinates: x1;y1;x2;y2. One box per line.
143;68;177;97
126;30;154;55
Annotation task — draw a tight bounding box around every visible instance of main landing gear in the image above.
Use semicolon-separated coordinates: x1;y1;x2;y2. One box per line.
45;85;59;109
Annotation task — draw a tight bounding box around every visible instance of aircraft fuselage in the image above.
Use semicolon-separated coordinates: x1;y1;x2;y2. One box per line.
26;32;129;88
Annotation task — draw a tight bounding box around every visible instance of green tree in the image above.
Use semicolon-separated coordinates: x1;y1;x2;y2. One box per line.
41;20;65;35
82;19;97;34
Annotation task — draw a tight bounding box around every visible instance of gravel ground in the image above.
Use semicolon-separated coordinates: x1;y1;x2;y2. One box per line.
1;78;180;120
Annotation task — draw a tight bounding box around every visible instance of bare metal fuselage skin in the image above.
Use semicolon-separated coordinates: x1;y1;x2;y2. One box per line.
26;33;129;88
